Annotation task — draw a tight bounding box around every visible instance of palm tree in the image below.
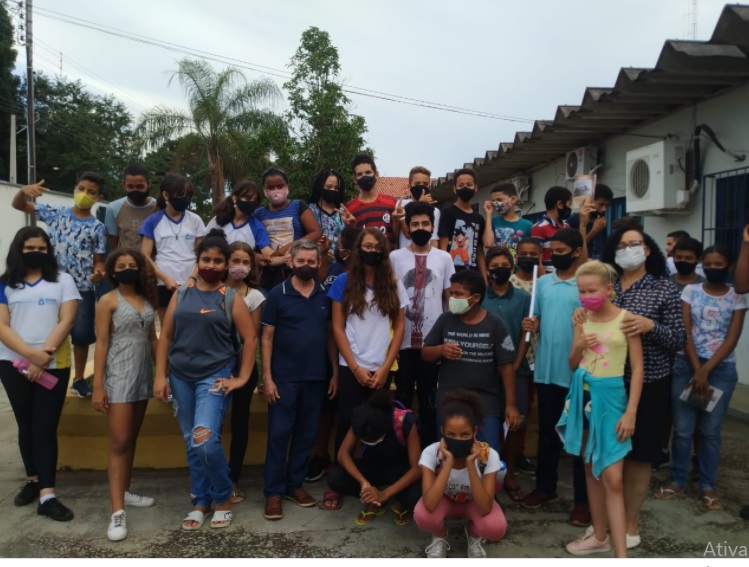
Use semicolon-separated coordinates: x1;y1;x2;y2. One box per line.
135;59;285;205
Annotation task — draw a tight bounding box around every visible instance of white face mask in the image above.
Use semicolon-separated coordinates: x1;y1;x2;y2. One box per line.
361;434;386;447
448;296;473;315
615;246;647;272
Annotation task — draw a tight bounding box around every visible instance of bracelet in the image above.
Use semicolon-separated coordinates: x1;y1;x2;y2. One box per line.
352;365;359;373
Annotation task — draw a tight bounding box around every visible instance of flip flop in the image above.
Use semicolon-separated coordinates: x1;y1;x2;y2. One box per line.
391;504;412;526
321;489;342;511
504;484;526;502
354;506;385;526
210;510;233;529
703;494;722;510
231;490;245;504
654;485;685;500
181;510;206;531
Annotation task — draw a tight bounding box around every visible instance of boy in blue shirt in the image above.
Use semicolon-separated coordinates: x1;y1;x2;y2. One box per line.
482;183;533;255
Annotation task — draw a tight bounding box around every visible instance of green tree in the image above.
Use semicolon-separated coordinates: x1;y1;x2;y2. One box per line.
0;0;21;182
135;59;285;206
279;27;370;200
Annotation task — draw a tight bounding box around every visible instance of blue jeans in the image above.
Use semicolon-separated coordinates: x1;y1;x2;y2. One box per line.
264;380;326;498
71;290;96;346
170;365;234;508
671;355;737;491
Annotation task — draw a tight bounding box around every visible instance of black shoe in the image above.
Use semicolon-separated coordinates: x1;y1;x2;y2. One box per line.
516;456;536;478
304;454;331;482
37;498;74;522
14;481;40;506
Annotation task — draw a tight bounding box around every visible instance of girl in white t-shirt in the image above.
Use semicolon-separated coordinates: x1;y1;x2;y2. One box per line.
0;226;80;522
224;241;266;503
414;390;507;558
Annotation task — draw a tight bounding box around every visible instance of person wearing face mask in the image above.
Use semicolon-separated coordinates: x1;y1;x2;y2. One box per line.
438;169;487;273
397;166;441;249
254;167;322;291
105;165;159;252
13;172;107;399
655;245;746;513
0;227;80;522
345;153;400;252
223;242;266;504
670;237;706;293
481;183;533;254
307;168;351;258
259;240;333;521
154;229;257;531
531;186;574;272
91;249;159;541
423;270;521;455
481;247;531;501
139;174;206;325
567;185;614;261
325;390;422;525
558;261;644;557
415;390;508;558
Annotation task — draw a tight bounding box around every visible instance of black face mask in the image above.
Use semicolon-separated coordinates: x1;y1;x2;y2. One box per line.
551;252;577;271
236;200;259;217
517;258;538;273
704;267;730;284
293;265;317;282
127;190;149;205
456;187;475;202
410;185;429;201
322;189;340;204
489;266;513;285
410;229;432;247
444;436;474;459
170;196;191;212
558;205;572;221
674;261;697;276
360;250;382;266
22;251;47;269
357;176;377;191
114;269;139;285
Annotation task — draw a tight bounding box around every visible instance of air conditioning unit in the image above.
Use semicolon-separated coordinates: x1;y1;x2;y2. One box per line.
565;146;598;180
511;176;530;202
625;140;690;215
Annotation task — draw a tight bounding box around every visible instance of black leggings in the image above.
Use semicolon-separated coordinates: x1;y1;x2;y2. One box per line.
327;458;422;510
228;365;259;483
0;361;70;489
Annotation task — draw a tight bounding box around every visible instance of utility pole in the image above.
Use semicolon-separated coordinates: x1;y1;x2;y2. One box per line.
25;0;35;185
9;114;17;184
687;0;698;40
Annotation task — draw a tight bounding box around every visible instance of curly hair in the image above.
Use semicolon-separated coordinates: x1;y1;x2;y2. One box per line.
343;228;401;321
601;226;668;278
105;248;158;310
442;389;485;429
351;390;394;441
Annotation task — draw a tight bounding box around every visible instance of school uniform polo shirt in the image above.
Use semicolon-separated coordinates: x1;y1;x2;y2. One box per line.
533;272;580;389
482;284;532;376
260;277;330;382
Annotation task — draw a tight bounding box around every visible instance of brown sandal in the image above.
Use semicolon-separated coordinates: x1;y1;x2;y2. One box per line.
321;489;342;511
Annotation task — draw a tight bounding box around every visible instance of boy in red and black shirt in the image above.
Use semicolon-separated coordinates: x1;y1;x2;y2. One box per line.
530;186;573;272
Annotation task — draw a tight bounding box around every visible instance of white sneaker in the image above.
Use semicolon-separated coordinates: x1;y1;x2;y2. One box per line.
425;536;450;558
585;525;641;550
107;510;127;541
124;490;155;508
465;524;487;558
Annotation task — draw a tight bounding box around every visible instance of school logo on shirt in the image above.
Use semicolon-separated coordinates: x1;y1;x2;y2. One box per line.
185;234;195;241
38;298;45;306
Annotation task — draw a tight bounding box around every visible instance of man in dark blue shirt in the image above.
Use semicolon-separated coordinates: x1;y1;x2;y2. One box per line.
567;184;614;260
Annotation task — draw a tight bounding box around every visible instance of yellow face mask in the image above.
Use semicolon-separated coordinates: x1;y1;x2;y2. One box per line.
74;191;97;210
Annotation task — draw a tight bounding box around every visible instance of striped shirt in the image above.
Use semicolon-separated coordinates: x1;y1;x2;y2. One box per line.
530;214;569;271
253;200;309;252
345;193;397;251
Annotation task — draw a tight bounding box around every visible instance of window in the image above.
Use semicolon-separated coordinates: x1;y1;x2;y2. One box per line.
702;168;749;260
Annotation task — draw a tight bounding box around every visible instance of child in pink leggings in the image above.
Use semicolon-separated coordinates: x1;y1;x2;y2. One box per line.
414;390;508;558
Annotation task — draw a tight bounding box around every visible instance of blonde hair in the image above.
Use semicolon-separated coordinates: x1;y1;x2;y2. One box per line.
576;260;618;299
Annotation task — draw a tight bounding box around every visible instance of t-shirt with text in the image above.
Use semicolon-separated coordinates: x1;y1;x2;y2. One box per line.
419;442;501;502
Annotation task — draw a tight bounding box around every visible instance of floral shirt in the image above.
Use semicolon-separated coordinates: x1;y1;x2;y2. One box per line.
682;284;747;362
309;203;344;255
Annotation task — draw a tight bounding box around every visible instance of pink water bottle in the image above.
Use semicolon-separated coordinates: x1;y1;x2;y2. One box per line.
12;359;59;390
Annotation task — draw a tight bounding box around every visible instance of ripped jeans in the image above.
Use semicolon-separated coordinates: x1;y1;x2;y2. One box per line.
170;364;233;508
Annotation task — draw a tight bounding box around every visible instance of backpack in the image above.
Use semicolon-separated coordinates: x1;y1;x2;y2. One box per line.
360;401;416;456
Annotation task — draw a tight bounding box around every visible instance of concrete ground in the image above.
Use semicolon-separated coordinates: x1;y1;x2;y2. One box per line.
1;387;748;558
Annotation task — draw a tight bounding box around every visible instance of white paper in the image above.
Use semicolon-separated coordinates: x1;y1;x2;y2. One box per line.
679;384;724;413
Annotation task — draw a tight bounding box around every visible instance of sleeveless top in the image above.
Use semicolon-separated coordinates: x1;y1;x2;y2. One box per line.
579;309;628;378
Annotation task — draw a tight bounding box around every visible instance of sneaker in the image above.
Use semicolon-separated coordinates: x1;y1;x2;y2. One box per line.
107;511;127;541
305;454;332;482
568;502;592;527
283;488;316;507
566;529;611;556
425;536;450;558
264;496;283;520
70;379;92;398
14;481;40;506
519;489;557;509
516;456;537;478
37;497;74;522
465;524;487;558
124;490;155;508
626;532;641;549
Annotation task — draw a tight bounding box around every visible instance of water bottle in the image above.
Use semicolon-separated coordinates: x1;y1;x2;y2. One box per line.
12;359;59;390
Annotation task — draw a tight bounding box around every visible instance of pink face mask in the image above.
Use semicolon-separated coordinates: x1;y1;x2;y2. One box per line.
265;188;288;206
579;294;607;311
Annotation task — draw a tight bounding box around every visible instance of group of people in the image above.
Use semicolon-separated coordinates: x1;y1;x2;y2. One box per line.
0;153;746;558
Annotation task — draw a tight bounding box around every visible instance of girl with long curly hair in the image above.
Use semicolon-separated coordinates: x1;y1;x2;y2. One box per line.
327;228;409;453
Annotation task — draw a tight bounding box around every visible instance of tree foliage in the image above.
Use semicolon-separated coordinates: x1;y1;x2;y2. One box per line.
0;0;21;182
278;27;370;200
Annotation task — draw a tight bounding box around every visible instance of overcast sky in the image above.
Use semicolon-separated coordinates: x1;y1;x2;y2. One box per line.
11;0;732;181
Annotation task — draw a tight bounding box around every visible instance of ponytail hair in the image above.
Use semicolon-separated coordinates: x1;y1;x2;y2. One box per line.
441;389;485;429
196;228;231;262
575;260;618;299
213;180;261;226
156;173;194;210
351;390;394;440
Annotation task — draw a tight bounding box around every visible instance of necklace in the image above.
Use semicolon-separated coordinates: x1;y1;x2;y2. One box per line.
166;212;184;240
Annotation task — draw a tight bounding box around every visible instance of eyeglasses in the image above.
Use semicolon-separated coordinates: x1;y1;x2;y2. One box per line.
361;244;383;252
616;241;645;251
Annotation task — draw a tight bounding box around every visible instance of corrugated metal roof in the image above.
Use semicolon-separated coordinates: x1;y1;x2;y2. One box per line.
432;3;749;199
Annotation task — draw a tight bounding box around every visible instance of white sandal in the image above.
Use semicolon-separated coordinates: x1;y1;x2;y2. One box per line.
181;510;206;531
210;510;233;529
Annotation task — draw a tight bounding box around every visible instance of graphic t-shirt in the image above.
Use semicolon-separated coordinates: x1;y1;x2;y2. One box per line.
389;247;454;350
345;193;398;251
438;205;485;271
579;310;629;378
104;196;158;250
205;216;270;250
419;442;502;502
254;200;309;252
309;203;345;255
682;284;748;362
490;215;533;255
424;311;516;415
139;210;207;286
0;273;81;369
35;204;107;292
